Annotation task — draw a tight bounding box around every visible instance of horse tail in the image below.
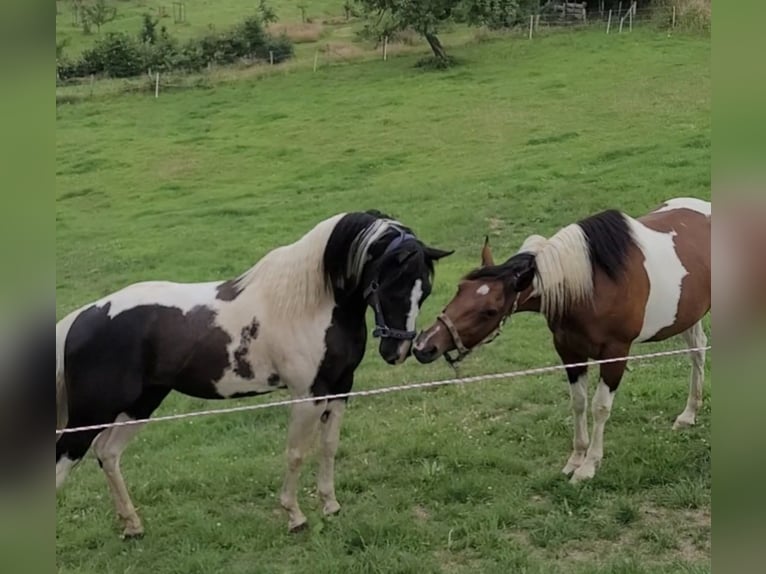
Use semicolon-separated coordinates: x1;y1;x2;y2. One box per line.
56;312;77;438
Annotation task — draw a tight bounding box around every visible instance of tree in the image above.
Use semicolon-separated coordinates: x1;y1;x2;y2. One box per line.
257;0;278;25
356;0;520;64
357;1;456;62
83;0;117;33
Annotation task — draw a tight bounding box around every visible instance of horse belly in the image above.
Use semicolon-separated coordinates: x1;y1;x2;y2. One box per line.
626;219;688;343
212;368;285;399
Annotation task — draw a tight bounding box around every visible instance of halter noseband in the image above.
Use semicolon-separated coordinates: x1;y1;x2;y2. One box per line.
440;293;520;367
363;230;418;342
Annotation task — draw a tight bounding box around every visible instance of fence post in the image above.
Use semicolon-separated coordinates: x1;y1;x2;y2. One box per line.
383;35;388;61
672;5;677;28
629;2;633;31
313;50;318;72
529;15;534;39
617;1;622;19
535;14;540;31
606;9;612;34
155;72;160;98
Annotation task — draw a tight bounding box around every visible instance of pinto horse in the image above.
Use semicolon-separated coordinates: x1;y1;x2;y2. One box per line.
413;198;710;484
56;211;452;536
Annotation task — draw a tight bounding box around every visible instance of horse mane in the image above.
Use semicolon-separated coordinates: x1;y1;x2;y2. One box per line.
467;209;635;320
323;210;430;296
229;214;345;318
224;211;417;317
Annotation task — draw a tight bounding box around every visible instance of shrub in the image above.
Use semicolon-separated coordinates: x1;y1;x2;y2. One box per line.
60;13;294;80
80;32;144;78
266;33;294;63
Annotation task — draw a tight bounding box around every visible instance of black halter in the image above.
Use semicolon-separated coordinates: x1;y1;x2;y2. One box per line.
362;230;418;341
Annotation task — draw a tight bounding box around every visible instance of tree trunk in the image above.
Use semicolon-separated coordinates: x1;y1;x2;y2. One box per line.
424;31;448;62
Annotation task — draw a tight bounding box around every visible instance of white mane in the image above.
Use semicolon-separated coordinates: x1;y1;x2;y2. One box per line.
518;224;594;319
231;214;344;318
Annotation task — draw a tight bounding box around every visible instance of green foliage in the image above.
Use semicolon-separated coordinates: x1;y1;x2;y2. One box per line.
463;0;520;29
82;0;117;33
57;13;294;80
257;0;278;25
80;32;143;78
139;12;159;44
356;0;522;59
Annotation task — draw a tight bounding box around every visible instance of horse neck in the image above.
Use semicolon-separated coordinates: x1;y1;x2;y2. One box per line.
513;287;542;314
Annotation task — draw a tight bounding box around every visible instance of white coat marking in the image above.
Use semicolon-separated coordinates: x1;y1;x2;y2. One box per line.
414;324;441;351
406;280;423;332
476;284;490;296
97;281;221;319
398;279;423;363
56;456;75;489
626;217;688;342
655;197;711;217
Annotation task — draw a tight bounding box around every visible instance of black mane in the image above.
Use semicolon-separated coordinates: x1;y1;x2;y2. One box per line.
576;209;635;281
465;209;634;284
323;211;430;296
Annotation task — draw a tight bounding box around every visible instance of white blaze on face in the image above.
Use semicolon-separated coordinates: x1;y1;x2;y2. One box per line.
397;279;423;363
476;284;490;296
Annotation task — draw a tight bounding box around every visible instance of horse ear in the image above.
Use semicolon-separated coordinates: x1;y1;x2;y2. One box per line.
423;246;454;261
481;236;494;267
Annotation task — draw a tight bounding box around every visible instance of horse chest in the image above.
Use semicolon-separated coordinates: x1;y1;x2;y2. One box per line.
626;218;688;343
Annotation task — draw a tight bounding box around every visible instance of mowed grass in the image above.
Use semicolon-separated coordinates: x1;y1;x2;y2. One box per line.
56;29;711;574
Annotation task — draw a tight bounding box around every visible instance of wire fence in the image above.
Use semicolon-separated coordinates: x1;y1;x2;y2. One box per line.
56;346;710;436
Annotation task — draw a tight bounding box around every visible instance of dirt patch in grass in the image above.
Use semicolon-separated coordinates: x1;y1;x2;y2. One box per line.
267;22;324;44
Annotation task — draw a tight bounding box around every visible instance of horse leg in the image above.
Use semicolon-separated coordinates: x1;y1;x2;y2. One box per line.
56;427;101;490
317;399;346;516
673;321;707;430
554;341;589;475
92;386;170;539
571;347;628;484
280;399;325;532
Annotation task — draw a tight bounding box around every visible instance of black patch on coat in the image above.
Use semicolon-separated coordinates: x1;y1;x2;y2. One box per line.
216;279;243;301
233;319;259;379
64;302;233;402
576;209;636;281
267;373;281;387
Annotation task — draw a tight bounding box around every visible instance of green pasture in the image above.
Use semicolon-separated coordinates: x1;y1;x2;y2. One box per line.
56;28;711;574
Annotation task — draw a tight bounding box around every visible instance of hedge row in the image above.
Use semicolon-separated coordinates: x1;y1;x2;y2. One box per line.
57;15;293;81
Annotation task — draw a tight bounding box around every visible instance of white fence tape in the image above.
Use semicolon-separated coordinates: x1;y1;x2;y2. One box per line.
56;346;710;436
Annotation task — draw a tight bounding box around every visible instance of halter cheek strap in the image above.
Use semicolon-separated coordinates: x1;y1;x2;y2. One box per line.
437;312;469;360
363;230;419;341
439;293;521;367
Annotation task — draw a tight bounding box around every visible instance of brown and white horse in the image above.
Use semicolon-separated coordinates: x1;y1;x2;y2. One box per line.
413;198;710;483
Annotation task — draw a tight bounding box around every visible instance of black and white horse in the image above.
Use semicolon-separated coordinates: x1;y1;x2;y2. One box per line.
56;211;452;536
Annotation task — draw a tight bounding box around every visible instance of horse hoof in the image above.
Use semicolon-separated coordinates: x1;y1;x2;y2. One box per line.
570;465;596;485
672;416;695;430
121;529;144;540
289;520;309;534
323;500;341;516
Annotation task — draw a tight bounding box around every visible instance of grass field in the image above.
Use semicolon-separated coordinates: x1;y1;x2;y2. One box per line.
56;27;711;574
57;0;350;57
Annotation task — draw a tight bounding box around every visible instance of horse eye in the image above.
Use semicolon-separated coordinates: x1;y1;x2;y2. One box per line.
482;309;499;318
